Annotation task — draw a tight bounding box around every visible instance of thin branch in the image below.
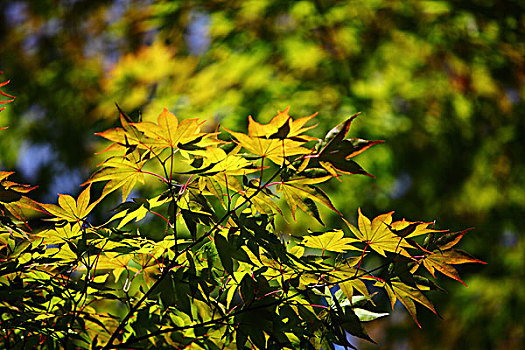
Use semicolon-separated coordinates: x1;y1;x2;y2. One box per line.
102;162;287;349
108;238;405;348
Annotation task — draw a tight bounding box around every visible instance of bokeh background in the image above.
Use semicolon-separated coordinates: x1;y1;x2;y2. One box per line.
0;1;523;349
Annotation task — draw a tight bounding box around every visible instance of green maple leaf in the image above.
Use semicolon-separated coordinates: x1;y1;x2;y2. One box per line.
235;184;283;216
247;107;318;141
183;146;256;176
345;209;445;257
108;200;151;229
226;128;311;166
95;106;145;153
93;252;134;282
37;222;82;244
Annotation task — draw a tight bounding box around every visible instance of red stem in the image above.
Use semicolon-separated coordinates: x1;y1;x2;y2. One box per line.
149;210;173;227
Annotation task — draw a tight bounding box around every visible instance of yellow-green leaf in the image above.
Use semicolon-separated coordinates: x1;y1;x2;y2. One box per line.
345;209;412;257
302;230;359;253
42;185;97;222
132;108;206;150
83;150;146;201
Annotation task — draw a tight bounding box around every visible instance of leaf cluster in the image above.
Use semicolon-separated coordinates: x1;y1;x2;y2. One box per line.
0;106;484;349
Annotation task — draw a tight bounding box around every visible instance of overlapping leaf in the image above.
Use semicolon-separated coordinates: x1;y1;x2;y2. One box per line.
345;209;409;257
380;280;438;328
311;114;384;176
226;129;311;166
330;263;373;301
247;107;318;142
225;109;316;166
93;252;134;282
95;106;145;153
182;146;256;176
83;150;146;201
301;230;359;254
385;218;447;239
235;184;283;216
345;209;445;257
276;175;339;224
412;228;486;286
0;172;42;221
41;185;97;223
131;108;209;151
37;222;82;244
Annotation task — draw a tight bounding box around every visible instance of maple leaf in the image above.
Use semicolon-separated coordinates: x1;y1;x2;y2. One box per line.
131;108;208;151
41;185;97;223
95;105;146;153
345;209;446;258
226;129;311;166
0;171;42;222
235;183;283;216
385;219;446;239
329;261;374;302
380;280;438;328
301;230;359;254
108;200;151;229
345;209;411;257
247;107;318;142
94;252;134;282
339;279;372;302
182;146;257;176
224;108;317;166
411;228;486;286
310;114;384;177
37;222;83;244
275;175;340;224
83;150;146;201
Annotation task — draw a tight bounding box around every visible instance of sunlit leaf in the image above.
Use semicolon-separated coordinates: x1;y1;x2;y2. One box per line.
41;185;97;222
248;107;318;142
226;128;311;166
302;230;359;254
131;108;207;151
224;110;316;166
345;209;410;257
94;252;134;282
83;150;146;201
354;308;389;322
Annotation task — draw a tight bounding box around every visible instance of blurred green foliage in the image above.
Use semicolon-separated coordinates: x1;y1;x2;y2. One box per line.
0;0;523;348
